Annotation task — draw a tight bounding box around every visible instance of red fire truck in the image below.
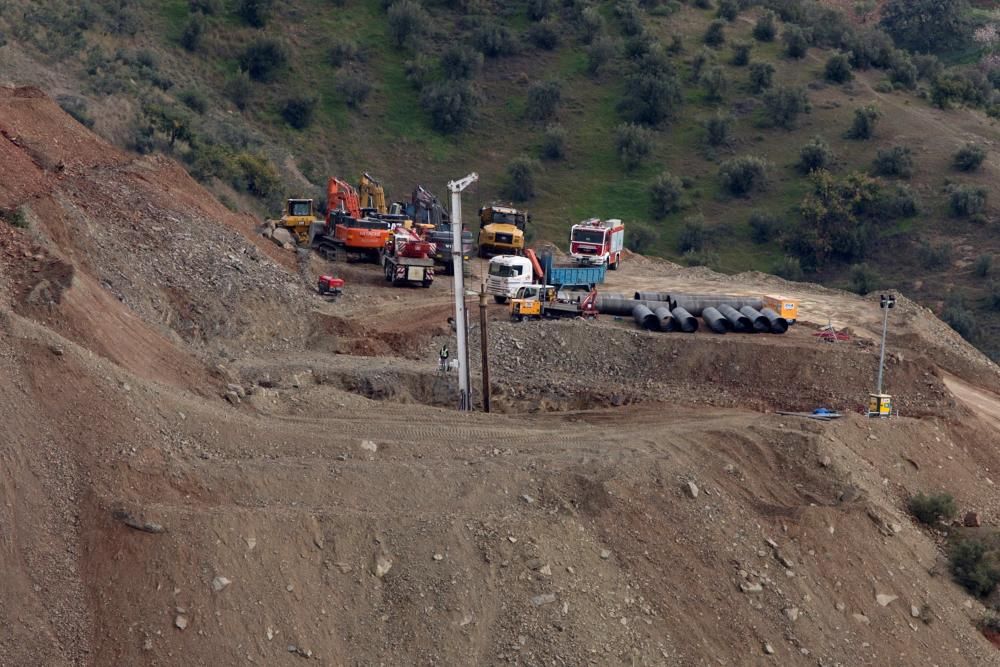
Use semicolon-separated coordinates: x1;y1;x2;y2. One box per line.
569;218;625;270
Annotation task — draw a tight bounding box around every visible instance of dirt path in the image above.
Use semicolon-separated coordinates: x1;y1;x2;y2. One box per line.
943;373;1000;432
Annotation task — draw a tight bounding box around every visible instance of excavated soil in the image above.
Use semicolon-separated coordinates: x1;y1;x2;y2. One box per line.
2;87;1000;666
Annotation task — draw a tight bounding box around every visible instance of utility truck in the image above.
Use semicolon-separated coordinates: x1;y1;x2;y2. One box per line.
569;218;625;269
509;283;598;320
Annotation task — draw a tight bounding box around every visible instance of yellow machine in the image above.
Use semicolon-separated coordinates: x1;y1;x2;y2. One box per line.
868;393;892;418
279;198;320;244
509;285;557;320
478;204;528;258
358;172;388;214
764;295;799;323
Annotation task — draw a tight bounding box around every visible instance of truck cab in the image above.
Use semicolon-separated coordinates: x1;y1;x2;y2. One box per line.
485;255;534;303
478;205;529;258
509;284;557;320
570;218;625;269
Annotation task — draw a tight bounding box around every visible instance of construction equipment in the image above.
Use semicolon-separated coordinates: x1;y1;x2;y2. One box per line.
381;226;435;287
485;250;607;303
278;198;321;245
407;186;475;273
569;218;625;269
312;177;396;262
326;177;361;219
358;172;388;215
509;283;598;321
316;275;344;299
763;295;799;324
478;204;529;258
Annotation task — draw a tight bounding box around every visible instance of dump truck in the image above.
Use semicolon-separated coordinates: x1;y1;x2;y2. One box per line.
278;198;321;245
509;283;598;320
478;204;529;258
570;218;625;269
381;227;434;287
485;250;606;303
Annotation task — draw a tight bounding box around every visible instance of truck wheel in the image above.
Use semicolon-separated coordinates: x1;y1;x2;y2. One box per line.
609;254;620;270
422;279;432;288
384;264;392;282
493;295;508;305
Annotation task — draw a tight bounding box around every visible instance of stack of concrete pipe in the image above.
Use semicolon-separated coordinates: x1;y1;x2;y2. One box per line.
593;292;787;334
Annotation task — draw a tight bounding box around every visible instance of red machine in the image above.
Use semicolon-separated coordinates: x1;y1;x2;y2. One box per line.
569;218;625;270
317;275;345;299
382;227;435;287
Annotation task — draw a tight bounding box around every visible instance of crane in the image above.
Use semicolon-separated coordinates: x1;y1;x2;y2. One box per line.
447;172;478;411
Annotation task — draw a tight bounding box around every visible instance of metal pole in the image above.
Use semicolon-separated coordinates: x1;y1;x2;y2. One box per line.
451;189;470;410
876;298;889;395
479;289;490;413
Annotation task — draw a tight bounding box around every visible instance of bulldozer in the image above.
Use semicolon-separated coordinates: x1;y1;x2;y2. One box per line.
478;204;529;258
278;198;321;245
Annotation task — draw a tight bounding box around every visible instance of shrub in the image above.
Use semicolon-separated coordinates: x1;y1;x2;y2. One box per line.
776;255;803;280
239;39;288;83
716;0;738;21
616;0;644;37
701;66;727;102
668;34;683;54
953;144;986;172
527;0;552;21
505;155;538;201
179;89;208;114
877;184;920;219
913;54;942;81
753;10;776;42
474;20;515;57
917;241;951;270
849;263;876;295
541;123;566;160
421;81;477;133
441;44;482;80
528;21;559;50
619;69;684;125
872;146;914;178
677;216;706;253
586;36;616;76
626;225;659;253
691;48;715;83
888;51;917;88
236;0;272;27
761;85;810;129
58;96;95;128
234;152;281;199
824;53;852;83
943;301;976;340
748;210;781;243
525;79;562;121
783;24;809;59
579;6;605;43
0;206;29;229
950;539;1000;597
704;19;726;47
615;122;653;170
949;185;987;218
649;172;684;218
190;0;220;14
337;75;372;108
281;95;317;129
693;0;712;8
719;155;769;196
404;54;432;88
387;0;429;47
180;15;204;52
749;62;774;94
880;0;970;55
796;136;832;174
908;492;957;524
974;254;992;278
730;41;750;66
225;72;253;110
846;28;894;69
845;105;880;140
328;38;359;68
703;112;731;147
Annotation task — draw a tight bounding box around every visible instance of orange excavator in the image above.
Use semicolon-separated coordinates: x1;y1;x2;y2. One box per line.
312;177;396;262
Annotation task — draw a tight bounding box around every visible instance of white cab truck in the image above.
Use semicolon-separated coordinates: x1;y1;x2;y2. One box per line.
485;255;533;304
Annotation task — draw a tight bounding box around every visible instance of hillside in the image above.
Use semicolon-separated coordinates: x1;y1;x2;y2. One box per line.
3;84;1000;665
0;0;999;356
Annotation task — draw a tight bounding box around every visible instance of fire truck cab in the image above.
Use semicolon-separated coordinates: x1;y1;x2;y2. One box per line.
569;218;625;269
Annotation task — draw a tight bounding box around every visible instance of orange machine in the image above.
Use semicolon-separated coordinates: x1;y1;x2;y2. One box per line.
312;177;396;262
327;177;361;219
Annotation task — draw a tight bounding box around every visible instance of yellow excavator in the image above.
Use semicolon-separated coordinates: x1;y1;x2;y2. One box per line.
358;172;387;214
279;198;320;245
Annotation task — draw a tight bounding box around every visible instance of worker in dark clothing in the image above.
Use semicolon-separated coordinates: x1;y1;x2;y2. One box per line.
439;345;450;372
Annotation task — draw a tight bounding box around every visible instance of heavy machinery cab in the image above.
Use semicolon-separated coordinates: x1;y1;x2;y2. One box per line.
485;255;534;302
279;198;320;244
286;199;315;218
569;218;625;269
479;205;529;230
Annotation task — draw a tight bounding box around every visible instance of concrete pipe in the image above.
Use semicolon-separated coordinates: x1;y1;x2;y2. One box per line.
671;306;699;333
702;307;733;334
632;304;660;331
597;296;668;316
671;294;765;316
739;306;771;333
718;304;752;332
760;307;789;334
653;306;677;332
634;291;671;302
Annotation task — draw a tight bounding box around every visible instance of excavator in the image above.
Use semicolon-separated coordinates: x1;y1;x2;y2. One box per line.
406;186;474;274
478;204;529;258
312;177;395;263
358;172;388;215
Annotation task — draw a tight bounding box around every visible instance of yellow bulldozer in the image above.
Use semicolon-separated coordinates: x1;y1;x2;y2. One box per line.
278;198;320;245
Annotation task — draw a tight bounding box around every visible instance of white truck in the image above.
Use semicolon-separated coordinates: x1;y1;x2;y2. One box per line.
485;252;608;304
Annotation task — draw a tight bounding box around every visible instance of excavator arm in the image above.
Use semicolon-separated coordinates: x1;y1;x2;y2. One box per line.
359;172;387;214
327;177;361;219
